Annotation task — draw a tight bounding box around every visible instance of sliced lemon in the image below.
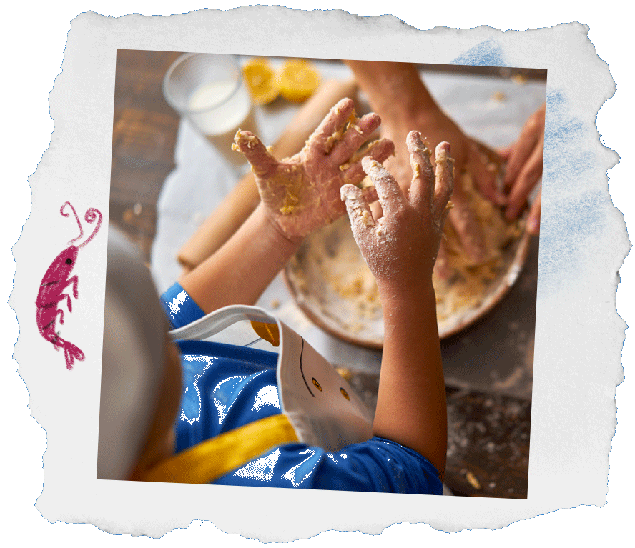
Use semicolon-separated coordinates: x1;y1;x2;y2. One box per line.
277;59;321;103
242;58;280;105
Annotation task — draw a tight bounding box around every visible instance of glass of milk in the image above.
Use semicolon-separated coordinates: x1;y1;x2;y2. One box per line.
163;53;259;167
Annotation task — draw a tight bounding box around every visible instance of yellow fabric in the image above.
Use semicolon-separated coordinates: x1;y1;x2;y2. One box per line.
140;414;298;484
250;321;280;346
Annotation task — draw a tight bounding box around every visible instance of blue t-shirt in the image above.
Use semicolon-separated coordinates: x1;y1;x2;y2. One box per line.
161;283;443;494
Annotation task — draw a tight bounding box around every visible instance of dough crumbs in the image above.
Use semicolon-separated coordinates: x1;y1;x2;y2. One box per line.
279;166;304;215
361;210;374;227
324;111;358;154
466;471;482;490
324;127;344;154
511;74;528;85
335;367;353;381
280;192;300;215
359;176;375;189
232;132;258;152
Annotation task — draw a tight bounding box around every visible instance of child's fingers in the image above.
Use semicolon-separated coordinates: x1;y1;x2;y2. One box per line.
329;112;381;165
362;156;406;218
341;184;376;241
432;141;455;222
340;138;394;186
232;131;278;177
306;98;356;156
405;131;435;214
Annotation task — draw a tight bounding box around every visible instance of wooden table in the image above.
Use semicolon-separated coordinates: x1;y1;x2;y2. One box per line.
110;49;533;498
110;49;183;261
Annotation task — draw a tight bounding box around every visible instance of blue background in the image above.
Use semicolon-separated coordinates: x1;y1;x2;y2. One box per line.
0;0;635;546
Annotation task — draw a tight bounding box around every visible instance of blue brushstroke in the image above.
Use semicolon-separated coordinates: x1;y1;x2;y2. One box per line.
538;89;607;292
452;39;507;67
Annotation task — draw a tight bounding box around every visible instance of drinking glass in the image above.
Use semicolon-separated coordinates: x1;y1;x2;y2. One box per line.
163;53;259;167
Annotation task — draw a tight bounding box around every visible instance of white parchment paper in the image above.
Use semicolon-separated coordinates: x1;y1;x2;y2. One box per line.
5;2;633;545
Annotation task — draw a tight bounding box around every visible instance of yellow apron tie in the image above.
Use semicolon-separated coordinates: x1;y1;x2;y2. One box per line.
140;414;298;484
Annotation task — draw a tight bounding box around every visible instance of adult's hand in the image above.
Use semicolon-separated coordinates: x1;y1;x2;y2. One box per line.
499;102;545;234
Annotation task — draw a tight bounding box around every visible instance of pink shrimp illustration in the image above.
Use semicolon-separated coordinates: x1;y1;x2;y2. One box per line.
36;201;102;370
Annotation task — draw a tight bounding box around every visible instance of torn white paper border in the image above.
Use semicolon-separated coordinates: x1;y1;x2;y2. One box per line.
5;3;632;545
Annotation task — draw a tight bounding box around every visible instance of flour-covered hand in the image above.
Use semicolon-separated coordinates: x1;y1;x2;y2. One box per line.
233;98;394;240
340;131;454;294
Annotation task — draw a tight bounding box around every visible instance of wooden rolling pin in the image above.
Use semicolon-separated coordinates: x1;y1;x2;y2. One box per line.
177;78;359;272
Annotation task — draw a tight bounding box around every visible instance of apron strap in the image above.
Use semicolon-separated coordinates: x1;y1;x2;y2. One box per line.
139;414;298;484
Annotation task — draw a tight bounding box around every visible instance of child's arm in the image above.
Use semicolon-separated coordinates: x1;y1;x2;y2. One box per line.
178;98;394;314
341;131;453;475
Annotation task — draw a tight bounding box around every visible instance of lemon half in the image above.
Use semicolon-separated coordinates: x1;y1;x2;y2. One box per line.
242;58;280;105
277;59;321;103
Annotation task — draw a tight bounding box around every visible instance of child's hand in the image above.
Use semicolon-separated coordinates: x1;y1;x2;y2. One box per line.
340;131;454;295
233;98;394;240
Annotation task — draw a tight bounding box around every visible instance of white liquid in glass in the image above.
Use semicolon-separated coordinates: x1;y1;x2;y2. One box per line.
188;81;258;166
